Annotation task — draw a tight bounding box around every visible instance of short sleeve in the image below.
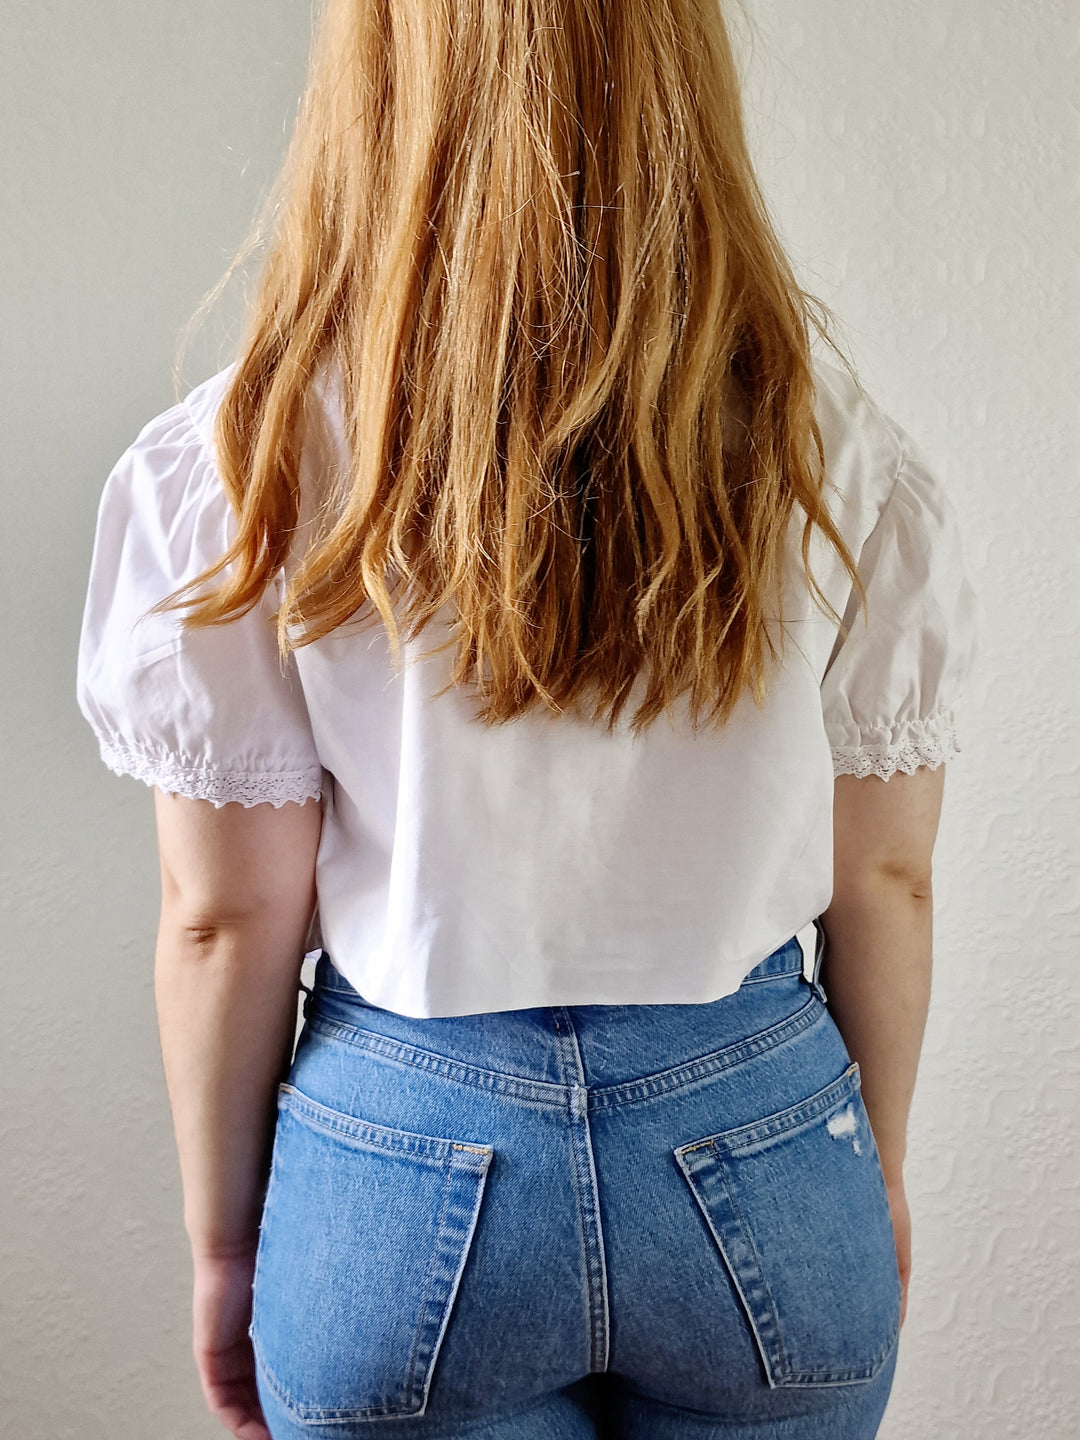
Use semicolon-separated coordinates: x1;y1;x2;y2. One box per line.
820;432;980;781
76;399;325;808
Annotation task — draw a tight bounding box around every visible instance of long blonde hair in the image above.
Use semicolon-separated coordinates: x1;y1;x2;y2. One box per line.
165;0;863;735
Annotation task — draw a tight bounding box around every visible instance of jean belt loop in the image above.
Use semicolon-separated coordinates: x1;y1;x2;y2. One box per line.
299;946;329;1016
809;917;829;1004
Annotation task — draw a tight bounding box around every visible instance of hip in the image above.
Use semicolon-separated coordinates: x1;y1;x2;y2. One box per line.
249;931;902;1432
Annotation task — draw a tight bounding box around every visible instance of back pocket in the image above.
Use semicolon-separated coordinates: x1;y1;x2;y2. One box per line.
250;1083;493;1423
673;1061;901;1387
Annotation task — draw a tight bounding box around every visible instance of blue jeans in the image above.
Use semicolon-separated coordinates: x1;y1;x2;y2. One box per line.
250;931;902;1439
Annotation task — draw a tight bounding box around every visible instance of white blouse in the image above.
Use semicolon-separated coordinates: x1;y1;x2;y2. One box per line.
77;358;979;1017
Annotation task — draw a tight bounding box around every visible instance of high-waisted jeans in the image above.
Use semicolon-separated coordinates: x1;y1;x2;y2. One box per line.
250;930;902;1439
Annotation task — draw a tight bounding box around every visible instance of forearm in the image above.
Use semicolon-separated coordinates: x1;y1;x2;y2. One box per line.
154;914;306;1257
818;880;933;1181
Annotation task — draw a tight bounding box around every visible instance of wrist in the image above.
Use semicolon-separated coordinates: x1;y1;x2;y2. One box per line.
864;1113;907;1182
879;1154;906;1187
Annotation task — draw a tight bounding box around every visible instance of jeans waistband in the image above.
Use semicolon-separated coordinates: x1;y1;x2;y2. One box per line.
300;933;821;1095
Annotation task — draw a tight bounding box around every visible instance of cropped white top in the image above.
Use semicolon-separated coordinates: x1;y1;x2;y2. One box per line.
76;357;979;1017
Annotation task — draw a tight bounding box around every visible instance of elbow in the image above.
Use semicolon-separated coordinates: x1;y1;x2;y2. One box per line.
176;919;236;951
829;863;934;910
158;872;262;939
875;862;934;902
158;909;256;958
159;897;309;949
158;865;314;941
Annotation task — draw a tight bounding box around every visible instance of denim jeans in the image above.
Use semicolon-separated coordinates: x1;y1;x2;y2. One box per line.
250;929;902;1439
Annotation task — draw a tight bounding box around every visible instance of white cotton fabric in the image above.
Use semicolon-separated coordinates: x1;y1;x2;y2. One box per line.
76;357;979;1017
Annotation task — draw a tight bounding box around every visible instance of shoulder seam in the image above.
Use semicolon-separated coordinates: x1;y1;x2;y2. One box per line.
176;363;238;471
871;411;909;521
178;393;220;474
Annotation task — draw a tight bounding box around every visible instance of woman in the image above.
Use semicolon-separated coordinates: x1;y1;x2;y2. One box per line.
77;2;978;1438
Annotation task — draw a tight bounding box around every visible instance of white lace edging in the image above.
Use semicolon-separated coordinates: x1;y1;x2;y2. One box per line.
831;720;961;781
99;738;324;809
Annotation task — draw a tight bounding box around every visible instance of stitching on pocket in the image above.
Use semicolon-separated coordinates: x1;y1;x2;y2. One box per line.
673;1062;900;1388
251;1085;494;1422
679;1062;861;1159
277;1082;491;1162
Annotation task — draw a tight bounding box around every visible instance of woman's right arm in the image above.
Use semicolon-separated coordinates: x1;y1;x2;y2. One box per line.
818;763;947;1324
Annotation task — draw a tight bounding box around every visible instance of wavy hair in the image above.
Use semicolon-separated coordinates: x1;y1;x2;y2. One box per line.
164;0;864;734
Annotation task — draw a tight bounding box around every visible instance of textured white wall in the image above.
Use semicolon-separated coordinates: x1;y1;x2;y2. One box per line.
2;2;1076;1436
737;6;1080;1436
1;6;313;1437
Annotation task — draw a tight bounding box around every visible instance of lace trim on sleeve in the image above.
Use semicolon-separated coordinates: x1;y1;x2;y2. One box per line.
831;713;961;781
99;737;324;809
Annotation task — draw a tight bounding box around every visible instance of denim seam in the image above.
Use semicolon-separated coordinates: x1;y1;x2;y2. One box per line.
249;1144;494;1423
412;1149;495;1412
673;1062;901;1389
590;995;826;1110
551;1008;611;1375
674;1144;788;1388
303;992;826;1112
252;1331;426;1423
738;967;804;987
251;1332;414;1423
773;1330;900;1387
278;1083;493;1159
402;1151;456;1409
678;1062;860;1156
719;1152;791;1383
305;1017;570;1106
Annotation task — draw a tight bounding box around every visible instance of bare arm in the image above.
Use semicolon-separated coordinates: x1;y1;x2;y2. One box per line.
152;790;322;1438
153;790;321;1259
819;764;944;1181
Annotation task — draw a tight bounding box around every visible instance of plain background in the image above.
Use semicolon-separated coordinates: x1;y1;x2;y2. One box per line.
2;2;1077;1436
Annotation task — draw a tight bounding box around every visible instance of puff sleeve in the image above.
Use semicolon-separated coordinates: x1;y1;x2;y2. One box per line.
76;400;325;807
820;432;980;781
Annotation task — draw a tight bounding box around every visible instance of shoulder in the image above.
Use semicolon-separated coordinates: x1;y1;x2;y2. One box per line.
179;354;349;491
810;354;913;540
104;356;350;573
176;363;237;455
115;364;236;480
110;366;235;501
94;366;240;597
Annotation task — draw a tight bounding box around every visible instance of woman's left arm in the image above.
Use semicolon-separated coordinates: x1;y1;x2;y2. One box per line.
152;788;323;1438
